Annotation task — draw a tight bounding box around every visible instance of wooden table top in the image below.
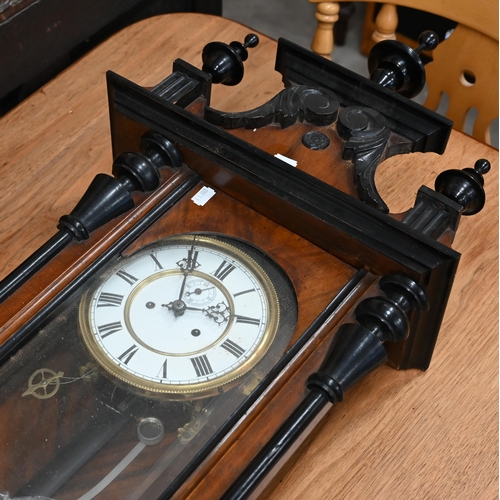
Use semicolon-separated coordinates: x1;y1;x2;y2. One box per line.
0;13;497;500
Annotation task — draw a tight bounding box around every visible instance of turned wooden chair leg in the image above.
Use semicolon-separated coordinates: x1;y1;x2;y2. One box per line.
309;1;340;59
373;3;398;43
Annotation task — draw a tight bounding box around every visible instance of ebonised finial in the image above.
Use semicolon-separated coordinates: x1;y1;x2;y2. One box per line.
202;34;259;86
222;274;428;500
434;159;491;215
367;30;439;98
0;132;185;304
307;275;428;404
59;132;182;240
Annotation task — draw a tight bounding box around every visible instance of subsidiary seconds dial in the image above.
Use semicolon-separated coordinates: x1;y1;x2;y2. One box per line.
79;234;283;398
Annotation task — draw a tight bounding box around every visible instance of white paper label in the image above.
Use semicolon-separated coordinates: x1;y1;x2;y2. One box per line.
274;153;298;167
191;186;216;206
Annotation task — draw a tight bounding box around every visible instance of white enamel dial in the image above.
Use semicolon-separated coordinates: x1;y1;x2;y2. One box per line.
80;234;280;397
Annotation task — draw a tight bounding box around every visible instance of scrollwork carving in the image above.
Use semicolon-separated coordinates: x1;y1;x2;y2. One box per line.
337;107;391;213
204;85;339;129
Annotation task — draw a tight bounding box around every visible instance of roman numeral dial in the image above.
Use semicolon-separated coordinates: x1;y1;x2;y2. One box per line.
235;315;261;326
81;234;285;398
118;345;139;365
212;260;236;281
115;269;138;285
97;292;124;308
97;321;122;338
191;355;213;377
221;339;246;358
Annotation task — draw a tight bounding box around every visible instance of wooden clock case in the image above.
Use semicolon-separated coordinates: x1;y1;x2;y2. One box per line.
0;34;489;500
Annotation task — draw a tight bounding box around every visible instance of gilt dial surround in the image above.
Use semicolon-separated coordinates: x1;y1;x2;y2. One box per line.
79;234;283;397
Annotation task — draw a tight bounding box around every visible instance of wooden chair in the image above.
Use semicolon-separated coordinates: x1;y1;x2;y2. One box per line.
308;0;499;145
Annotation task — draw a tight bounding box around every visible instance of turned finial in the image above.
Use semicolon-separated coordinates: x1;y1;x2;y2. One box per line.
307;275;428;403
368;30;439;98
201;34;259;86
435;159;491;215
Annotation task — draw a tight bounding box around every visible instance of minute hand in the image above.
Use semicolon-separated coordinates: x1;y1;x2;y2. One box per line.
176;245;199;299
178;273;188;300
177;243;199;273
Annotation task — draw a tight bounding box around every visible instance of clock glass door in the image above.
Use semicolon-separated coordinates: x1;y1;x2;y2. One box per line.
0;183;364;499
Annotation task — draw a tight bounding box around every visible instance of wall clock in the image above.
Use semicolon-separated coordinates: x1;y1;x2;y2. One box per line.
0;20;492;500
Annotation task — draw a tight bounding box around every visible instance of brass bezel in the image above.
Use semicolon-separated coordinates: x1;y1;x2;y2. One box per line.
79;234;281;399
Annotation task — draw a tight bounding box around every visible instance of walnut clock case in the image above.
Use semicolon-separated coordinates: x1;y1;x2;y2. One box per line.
0;29;491;500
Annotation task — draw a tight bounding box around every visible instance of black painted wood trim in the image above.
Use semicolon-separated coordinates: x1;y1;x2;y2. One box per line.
275;38;453;154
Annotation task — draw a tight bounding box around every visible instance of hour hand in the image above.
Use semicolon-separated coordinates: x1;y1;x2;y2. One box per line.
162;300;206;317
161;301;231;325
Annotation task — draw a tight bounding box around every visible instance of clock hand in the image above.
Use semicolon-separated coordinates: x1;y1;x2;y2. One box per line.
176;241;200;300
203;302;231;325
176;239;200;273
178;273;188;300
161;301;231;324
185;285;215;296
182;303;231;325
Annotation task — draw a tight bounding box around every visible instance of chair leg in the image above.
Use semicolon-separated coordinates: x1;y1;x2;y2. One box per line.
373;3;398;44
309;1;340;59
334;2;356;46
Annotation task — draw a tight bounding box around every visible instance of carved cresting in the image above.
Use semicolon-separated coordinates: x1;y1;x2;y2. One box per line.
202;36;453;215
204;84;393;213
336;107;391;211
197;33;400;212
205;85;339;129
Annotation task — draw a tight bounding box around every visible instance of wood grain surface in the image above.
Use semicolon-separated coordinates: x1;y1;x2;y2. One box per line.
0;13;497;500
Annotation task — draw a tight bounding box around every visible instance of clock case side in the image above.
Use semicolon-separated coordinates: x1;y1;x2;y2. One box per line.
106;44;460;372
